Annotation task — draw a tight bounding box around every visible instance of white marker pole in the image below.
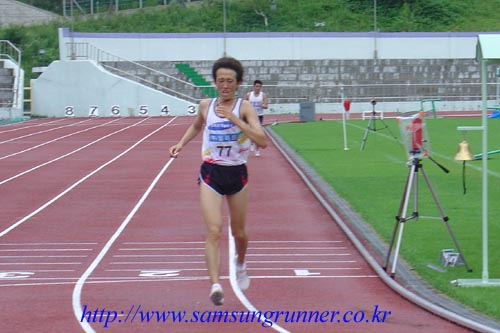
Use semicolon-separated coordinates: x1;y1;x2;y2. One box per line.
341;88;350;151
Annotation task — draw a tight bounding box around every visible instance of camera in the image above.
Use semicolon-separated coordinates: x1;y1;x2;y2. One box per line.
396;112;430;159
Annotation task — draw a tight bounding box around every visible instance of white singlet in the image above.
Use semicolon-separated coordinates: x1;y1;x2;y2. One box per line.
201;98;251;166
248;92;265;116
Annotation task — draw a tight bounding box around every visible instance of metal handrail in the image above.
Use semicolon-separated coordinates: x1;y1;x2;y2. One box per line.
0;40;22;109
100;63;199;102
65;41;200;103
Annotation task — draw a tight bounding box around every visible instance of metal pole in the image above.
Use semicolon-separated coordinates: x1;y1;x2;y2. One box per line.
70;0;75;60
480;60;489;282
223;0;227;56
340;87;349;151
452;40;500;287
373;0;378;59
497;67;500;104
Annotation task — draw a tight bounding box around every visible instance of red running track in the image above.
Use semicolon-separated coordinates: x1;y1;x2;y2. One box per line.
0;117;476;332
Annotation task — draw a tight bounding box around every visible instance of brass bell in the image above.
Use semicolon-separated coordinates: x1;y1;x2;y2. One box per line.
454;139;474;194
454;140;474;161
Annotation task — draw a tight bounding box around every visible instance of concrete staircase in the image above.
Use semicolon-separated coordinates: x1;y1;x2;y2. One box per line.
174;63;217;98
124;58;488;105
62;39;494;114
0;61;15;108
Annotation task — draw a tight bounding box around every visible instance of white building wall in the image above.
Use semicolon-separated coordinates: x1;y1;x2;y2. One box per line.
31;29;500;118
31;60;195;117
58;28;486;62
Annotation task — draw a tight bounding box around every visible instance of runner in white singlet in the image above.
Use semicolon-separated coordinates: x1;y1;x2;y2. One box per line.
201;97;250;166
169;57;268;306
245;80;268;156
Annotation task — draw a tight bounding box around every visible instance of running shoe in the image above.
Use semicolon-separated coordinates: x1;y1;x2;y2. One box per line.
255;149;261;157
235;261;250;290
209;283;224;306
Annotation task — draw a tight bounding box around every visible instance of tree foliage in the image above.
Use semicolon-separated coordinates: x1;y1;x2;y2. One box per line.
3;0;500;83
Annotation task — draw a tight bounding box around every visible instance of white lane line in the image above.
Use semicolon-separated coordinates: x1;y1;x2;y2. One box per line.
117;247;204;251
0;242;98;245
112;254;204;257
249;247;347;250
0;255;88;258
105;268;208;272
229;227;291;333
0;249;92;252
3;270;76;272
0;118;122;160
109;261;206;265
0;117;150;185
242;275;378;279
122;241;205;245
250;240;343;243
248;260;357;263
73;152;178;333
247;254;352;257
0;274;378;289
0;117;176;238
2;276;211;288
0;262;82;265
0;118;67;134
250;267;362;271
0;118;93;144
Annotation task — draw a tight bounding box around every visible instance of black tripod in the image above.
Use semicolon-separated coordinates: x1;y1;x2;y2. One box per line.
383;155;472;277
360;99;397;150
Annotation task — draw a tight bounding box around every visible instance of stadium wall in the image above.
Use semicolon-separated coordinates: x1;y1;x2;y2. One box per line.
32;29;500;117
58;28;483;61
31;60;195;117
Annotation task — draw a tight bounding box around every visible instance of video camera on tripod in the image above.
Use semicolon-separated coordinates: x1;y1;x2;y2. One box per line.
360;99;398;150
396;112;430;160
385;111;471;277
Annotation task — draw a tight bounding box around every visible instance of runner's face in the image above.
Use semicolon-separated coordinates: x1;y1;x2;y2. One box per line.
253;83;262;94
215;68;240;101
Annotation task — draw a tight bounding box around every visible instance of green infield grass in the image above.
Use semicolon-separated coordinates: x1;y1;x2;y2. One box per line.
271;115;500;321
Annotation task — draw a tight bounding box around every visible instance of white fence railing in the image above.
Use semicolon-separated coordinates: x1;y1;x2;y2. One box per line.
0;40;22;110
65;41;200;103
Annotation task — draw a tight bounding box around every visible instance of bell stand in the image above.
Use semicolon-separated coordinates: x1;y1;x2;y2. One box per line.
383;153;472;278
360;100;398;151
